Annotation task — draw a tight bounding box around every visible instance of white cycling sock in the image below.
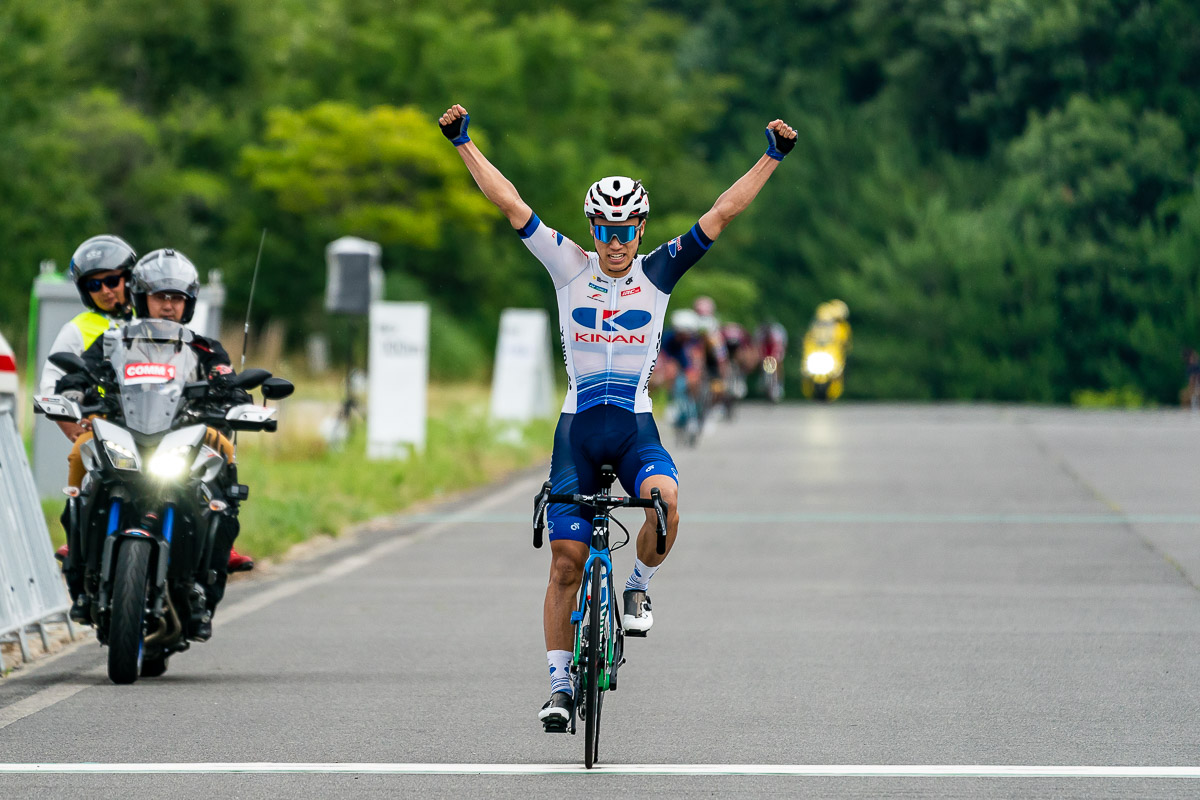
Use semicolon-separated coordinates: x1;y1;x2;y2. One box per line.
548;649;572;696
625;557;659;592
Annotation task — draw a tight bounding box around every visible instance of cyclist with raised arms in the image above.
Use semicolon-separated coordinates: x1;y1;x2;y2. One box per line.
438;103;796;730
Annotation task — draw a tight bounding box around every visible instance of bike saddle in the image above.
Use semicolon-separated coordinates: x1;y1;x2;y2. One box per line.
599;464;616;490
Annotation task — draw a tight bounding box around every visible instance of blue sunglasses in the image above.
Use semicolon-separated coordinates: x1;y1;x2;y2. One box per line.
593;223;640;244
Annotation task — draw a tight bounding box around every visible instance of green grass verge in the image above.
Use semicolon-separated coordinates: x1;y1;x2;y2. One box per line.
41;383;555;560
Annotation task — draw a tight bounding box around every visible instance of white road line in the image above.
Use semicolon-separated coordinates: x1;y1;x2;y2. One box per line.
0;763;1198;777
0;478;533;732
217;477;531;625
0;669;105;731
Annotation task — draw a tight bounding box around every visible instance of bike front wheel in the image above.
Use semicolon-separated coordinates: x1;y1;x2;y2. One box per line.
584;559;603;768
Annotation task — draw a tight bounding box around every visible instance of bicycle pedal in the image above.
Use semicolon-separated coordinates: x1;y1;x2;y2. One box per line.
541;717;569;734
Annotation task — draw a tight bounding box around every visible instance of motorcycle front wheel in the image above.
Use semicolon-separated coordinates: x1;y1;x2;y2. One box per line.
108;538;152;684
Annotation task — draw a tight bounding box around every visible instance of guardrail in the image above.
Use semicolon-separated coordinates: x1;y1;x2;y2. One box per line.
0;407;75;671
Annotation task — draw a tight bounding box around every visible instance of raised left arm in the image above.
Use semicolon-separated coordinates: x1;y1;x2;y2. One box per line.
698;119;796;241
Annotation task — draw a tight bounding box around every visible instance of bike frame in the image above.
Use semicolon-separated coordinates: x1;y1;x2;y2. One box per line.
532;468;668;759
569;486;621;734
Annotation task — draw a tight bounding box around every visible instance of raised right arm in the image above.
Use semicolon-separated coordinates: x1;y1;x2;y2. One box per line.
439;104;532;229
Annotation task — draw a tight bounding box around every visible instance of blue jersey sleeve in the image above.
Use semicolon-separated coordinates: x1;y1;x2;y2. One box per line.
642;223;714;295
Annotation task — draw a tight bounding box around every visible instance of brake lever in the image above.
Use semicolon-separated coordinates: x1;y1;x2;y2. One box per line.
533;480;552;548
650;488;668;554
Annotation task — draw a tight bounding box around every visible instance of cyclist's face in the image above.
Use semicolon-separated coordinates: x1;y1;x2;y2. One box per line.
591;219;643;277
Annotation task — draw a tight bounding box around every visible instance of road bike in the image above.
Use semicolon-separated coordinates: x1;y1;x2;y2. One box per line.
533;465;668;769
669;373;702;447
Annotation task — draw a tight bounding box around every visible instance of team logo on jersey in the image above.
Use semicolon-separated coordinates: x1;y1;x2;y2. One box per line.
571;308;652;344
547;228;564;246
621;286;641;297
587;293;604;303
667;236;683;258
572;308;651;332
587;282;608;293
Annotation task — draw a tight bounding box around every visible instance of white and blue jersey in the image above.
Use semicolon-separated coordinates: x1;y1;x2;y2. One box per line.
517;214;713;415
517;213;714;543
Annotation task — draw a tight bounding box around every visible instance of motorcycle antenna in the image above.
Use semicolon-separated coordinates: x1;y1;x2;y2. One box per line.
240;228;267;372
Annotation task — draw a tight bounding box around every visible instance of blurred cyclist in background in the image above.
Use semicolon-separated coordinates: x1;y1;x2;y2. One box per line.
659;309;704;444
756;321;789;402
693;296;730;419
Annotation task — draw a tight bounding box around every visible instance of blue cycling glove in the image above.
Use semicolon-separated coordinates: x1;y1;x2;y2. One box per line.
441;113;471;146
764;126;795;161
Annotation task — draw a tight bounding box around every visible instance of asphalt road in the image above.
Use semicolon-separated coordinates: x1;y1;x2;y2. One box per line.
3;403;1200;798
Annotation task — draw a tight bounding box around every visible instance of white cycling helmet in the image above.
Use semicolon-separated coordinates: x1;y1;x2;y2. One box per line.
670;308;701;334
584;176;649;222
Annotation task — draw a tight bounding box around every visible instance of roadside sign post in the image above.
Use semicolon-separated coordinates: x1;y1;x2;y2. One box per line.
366;302;429;460
490;308;555;424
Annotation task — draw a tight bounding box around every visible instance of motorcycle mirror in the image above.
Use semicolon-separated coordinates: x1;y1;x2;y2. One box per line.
229;368;272;390
183;381;209;400
260;377;295;401
49;352;89;375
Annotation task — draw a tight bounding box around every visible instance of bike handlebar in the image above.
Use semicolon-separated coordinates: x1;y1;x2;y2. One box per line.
533;482;668;554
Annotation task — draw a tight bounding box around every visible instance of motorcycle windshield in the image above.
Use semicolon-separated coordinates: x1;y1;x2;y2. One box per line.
110;320;199;435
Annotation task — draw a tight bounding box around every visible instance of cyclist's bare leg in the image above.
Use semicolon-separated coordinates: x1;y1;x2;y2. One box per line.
544;538;588;650
636;474;679;568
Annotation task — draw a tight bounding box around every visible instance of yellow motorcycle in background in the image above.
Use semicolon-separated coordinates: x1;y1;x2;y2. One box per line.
801;301;851;402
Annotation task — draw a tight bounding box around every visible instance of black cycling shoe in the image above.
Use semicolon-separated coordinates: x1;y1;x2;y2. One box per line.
622;589;652;637
538;691;573;733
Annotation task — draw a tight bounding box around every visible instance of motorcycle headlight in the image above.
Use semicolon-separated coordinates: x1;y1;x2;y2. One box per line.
147;446;192;482
103;440;141;472
806;351;836;377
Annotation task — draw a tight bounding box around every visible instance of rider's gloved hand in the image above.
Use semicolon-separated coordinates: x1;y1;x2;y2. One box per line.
55;374;89;393
61;389;85;405
764;125;796;161
440;111;471;146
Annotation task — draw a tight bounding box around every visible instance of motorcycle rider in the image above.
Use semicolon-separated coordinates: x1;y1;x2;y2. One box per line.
58;249;254;634
437;102;796;728
40;235;137;444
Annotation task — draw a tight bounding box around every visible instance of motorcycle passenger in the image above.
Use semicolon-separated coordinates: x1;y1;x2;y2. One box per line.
60;249;254;632
438;103;797;729
40;235;137;444
43;235;137;598
825;299;852;351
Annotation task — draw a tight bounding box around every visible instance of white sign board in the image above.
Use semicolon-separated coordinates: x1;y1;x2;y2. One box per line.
367;302;429;459
490;308;555;423
188;299;211;338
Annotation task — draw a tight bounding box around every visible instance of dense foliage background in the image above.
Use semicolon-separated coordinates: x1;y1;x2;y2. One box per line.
3;0;1199;401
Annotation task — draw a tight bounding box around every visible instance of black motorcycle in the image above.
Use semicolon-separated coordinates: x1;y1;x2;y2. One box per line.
34;319;292;684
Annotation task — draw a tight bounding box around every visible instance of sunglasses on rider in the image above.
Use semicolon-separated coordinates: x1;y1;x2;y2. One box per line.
84;274;124;293
593;223;640;244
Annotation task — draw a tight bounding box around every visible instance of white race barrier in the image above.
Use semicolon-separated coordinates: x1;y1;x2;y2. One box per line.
0;407;74;670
